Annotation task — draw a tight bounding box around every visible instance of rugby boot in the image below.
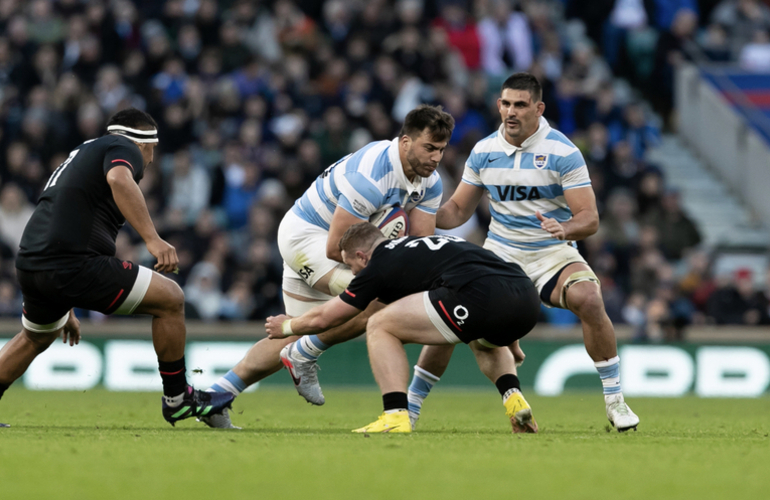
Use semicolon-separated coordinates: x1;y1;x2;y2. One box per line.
504;390;539;434
162;386;235;426
198;407;241;429
280;343;325;405
0;422;9;428
352;410;411;433
605;394;639;432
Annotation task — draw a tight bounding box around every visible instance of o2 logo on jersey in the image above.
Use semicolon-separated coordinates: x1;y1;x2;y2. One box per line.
453;305;469;326
534;154;548;169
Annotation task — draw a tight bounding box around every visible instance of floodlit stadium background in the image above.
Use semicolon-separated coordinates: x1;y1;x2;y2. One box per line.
1;0;770;398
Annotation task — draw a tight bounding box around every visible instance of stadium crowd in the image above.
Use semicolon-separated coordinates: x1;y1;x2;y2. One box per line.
0;0;769;340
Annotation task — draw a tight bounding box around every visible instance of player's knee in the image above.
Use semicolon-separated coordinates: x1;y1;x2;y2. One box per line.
366;310;385;335
23;330;58;353
567;285;605;317
161;279;185;316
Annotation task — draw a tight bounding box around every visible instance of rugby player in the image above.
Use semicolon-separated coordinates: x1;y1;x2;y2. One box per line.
266;222;540;433
0;108;234;427
200;105;454;428
407;73;640;432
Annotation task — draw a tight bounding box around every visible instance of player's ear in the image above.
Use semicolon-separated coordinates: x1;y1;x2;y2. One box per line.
536;101;545;116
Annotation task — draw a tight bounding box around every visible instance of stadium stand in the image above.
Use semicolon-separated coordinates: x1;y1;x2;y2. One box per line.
0;0;768;341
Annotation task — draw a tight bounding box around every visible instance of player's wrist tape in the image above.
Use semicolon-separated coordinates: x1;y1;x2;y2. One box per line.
281;320;293;336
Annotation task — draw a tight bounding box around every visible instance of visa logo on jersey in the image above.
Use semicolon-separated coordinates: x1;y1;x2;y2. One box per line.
494;185;542;201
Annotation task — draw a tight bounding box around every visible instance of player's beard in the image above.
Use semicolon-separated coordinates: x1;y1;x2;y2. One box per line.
406;147;435;178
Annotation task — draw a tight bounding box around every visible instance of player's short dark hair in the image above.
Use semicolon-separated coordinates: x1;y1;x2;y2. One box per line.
501;73;542;103
339;222;382;255
399;104;455;142
106;108;158;131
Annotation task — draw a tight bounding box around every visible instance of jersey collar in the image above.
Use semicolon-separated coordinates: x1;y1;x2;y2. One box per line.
388;137;422;197
496;116;551;155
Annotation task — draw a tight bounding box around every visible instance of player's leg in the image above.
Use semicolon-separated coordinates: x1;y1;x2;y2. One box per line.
406;345;452;425
119;266;234;425
0;270;79;426
548;261;639;431
468;341;538;433
353;292;453;434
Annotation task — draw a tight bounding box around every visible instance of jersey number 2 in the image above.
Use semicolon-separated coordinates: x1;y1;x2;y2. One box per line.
43;149;80;191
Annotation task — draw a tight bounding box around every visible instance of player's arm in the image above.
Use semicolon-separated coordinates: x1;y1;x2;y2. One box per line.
408;209;436;237
436;182;484;230
106;167;178;273
266;296;362;338
326;206;366;262
536;186;599;241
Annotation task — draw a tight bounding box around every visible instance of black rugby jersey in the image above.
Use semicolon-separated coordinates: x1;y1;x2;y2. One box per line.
16;135;145;270
339;235;529;310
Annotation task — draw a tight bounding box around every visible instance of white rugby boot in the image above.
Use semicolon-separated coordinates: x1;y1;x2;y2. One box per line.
280;343;325;405
605;394;639;432
198;407;241;429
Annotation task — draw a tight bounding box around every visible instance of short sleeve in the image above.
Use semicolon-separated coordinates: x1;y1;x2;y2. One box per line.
461;153;483;187
338;265;383;310
336;171;383;219
559;150;591;190
103;140;144;181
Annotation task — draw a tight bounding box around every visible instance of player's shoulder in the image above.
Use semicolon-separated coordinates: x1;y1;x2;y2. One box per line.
471;130;501;155
540;129;581;158
343;140;393;176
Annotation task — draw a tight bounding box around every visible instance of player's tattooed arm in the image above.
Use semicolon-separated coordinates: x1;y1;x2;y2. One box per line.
436;182;484;230
106;166;179;273
265;297;362;339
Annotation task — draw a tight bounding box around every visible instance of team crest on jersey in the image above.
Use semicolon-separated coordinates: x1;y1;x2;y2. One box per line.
533;154;548;169
410;189;424;202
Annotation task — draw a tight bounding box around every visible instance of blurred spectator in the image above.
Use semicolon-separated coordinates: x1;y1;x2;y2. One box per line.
712;0;770;59
739;27;770;71
477;0;533;76
184;261;223;320
645;189;701;260
650;8;698;118
707;268;767;324
165;149;211;225
433;2;481;70
0;183;34;253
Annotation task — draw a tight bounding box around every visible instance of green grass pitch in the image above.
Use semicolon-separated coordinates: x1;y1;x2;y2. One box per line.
1;387;768;500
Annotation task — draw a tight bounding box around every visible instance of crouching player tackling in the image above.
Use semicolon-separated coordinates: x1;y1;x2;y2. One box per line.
266;223;541;433
0;108;233;427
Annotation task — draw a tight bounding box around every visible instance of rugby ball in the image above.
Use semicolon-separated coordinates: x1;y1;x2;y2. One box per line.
369;206;409;239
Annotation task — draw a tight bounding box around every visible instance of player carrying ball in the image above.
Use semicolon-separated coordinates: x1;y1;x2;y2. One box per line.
266;223;541;433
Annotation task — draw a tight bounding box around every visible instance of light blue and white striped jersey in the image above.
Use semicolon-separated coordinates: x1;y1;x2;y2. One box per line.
292;138;443;230
462;117;591;251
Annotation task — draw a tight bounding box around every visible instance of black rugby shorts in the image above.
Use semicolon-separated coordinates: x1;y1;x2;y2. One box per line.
17;256;145;330
427;275;540;346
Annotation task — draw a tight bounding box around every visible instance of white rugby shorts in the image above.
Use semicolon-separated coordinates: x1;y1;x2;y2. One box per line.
277;210;353;300
482;239;587;295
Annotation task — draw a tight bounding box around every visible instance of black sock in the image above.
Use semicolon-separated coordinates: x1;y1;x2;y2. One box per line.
382;392;408;412
158;357;187;397
495;374;520;397
0;383;8;400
